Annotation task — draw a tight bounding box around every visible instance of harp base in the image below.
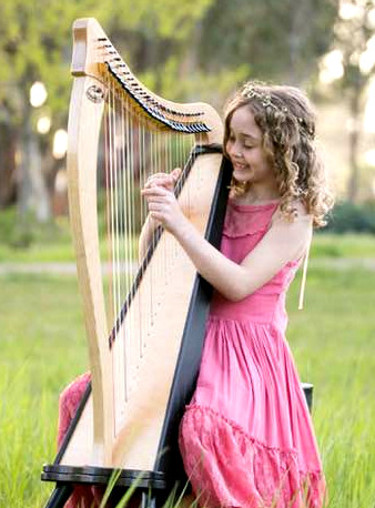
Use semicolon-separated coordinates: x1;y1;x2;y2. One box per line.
42;465;170;508
301;382;314;412
42;464;167;488
42;484;73;508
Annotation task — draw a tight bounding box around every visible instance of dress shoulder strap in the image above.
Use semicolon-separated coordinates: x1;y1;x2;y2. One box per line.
298;232;312;311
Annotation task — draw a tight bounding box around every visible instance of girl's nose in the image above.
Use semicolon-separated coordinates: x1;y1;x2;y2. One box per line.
230;145;242;159
228;141;239;158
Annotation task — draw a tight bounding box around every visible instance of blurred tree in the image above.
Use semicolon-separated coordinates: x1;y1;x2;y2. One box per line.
329;0;375;202
0;0;214;228
0;122;16;207
0;0;112;225
195;0;337;86
103;0;221;101
0;0;339;231
102;0;338;110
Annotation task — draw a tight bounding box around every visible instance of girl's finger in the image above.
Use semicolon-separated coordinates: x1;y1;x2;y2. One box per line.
145;173;172;188
148;203;163;212
171;168;182;182
149;172;167;178
141;186;169;197
144;197;166;205
150;211;163;221
145;170;181;190
145;175;166;185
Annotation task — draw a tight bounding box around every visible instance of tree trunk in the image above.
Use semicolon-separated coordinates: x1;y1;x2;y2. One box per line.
0;123;17;208
17;104;51;223
287;0;313;85
347;84;362;203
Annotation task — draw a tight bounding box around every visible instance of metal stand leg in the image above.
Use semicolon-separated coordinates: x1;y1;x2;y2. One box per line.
302;382;314;413
141;490;158;508
43;484;73;508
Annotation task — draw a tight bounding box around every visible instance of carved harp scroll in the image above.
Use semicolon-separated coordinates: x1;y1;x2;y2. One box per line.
42;16;231;500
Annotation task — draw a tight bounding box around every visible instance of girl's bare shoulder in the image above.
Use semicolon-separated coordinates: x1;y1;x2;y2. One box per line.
272;199;312;227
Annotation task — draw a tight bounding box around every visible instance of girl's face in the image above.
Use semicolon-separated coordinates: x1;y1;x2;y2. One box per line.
226;105;276;188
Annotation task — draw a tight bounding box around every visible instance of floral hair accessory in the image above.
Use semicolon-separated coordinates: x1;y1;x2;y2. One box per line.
242;85;315;140
297;117;315;139
242;85;288;113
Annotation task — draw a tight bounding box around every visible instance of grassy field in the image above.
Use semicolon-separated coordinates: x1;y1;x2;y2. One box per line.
0;206;374;263
1;232;374;263
0;234;374;507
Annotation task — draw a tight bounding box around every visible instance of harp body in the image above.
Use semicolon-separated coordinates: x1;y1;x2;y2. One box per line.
42;17;231;505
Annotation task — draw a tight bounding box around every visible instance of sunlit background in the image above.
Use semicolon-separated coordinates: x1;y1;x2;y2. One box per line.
316;0;375;200
1;0;375;232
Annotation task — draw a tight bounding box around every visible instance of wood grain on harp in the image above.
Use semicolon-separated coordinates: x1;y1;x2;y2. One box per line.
41;16;229;497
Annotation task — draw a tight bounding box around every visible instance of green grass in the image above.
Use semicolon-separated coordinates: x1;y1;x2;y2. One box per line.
312;232;375;259
0;208;139;263
0;234;138;264
287;266;375;507
0;205;374;263
0;236;374;507
0;274;87;508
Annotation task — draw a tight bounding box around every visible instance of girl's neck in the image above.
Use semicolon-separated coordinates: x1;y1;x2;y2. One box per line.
237;184;280;205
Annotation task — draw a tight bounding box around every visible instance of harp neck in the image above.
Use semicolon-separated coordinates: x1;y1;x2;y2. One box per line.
71;17;223;144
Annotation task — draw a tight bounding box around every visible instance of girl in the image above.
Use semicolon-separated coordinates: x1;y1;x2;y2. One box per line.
141;81;333;508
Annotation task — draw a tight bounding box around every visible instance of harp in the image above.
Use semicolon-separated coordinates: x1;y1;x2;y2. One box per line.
41;17;231;507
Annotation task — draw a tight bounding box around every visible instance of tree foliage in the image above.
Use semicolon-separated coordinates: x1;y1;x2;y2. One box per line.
322;0;375;201
0;0;214;218
0;0;114;220
0;0;108;123
196;0;337;85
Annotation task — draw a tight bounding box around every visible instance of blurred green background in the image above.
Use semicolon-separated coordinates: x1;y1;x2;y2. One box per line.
1;0;375;230
1;1;375;507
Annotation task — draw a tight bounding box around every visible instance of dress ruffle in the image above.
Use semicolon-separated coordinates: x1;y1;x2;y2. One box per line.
179;405;327;508
57;371;91;449
57;372;105;508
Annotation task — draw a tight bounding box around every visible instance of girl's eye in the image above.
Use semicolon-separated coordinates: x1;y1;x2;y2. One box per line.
244;144;253;149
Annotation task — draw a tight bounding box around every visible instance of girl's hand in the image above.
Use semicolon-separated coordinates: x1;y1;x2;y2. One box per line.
144;168;181;192
141;184;187;235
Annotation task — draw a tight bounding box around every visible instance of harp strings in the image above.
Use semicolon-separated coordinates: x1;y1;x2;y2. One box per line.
103;74;197;431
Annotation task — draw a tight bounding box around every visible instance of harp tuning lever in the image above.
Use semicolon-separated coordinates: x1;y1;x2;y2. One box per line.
86;85;105;103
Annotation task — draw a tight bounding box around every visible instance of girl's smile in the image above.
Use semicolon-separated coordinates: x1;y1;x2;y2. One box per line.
232;161;249;171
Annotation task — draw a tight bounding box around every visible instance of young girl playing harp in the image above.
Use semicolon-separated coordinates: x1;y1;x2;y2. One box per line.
59;81;333;508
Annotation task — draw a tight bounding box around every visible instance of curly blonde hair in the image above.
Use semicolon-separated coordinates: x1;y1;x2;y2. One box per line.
223;81;334;228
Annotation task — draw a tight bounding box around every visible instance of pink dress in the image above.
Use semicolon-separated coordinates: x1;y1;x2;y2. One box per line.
178;200;327;508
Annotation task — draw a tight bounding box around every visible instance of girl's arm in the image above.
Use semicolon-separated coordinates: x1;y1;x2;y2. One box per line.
142;185;312;302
